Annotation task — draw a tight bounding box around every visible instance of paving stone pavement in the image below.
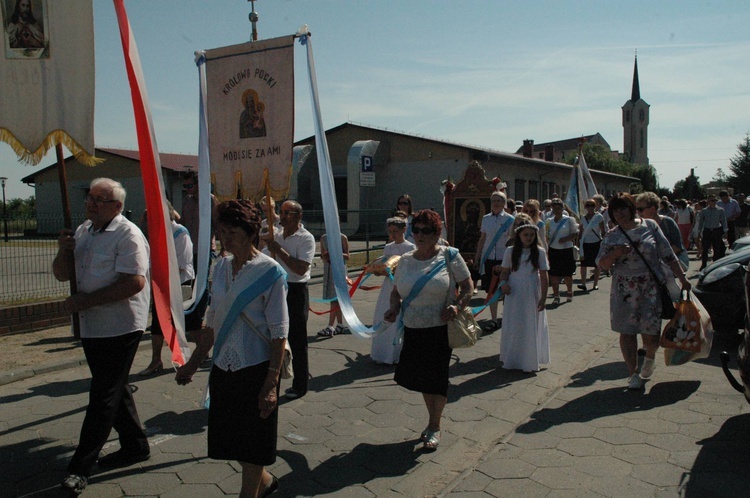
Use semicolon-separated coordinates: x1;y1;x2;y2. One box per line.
2;257;749;497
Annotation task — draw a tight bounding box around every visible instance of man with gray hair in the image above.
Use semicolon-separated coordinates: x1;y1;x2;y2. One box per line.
262;199;316;399
53;178;151;494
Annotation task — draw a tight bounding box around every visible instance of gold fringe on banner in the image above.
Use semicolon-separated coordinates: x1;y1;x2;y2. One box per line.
0;128;102;167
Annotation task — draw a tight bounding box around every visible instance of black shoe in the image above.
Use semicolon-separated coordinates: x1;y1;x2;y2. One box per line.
577;284;588;291
284;387;306;400
61;474;87;495
97;449;150;469
260;475;279;497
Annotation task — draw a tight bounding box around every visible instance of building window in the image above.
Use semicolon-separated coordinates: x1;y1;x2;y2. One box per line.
528;181;539;200
543;182;556;200
515;180;526;201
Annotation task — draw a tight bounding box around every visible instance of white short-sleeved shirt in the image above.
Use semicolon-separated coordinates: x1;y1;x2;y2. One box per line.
172;221;195;283
394;246;471;329
480;211;515;260
547;216;579;249
73;214;151;338
675;206;693;225
264;224;316;283
580;213;604;244
206;253;289;372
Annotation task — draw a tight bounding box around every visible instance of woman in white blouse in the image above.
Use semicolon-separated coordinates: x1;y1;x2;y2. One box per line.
384;209;473;452
546;199;579;304
176;200;288;498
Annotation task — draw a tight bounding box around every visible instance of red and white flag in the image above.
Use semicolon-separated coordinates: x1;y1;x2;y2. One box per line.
113;0;190;366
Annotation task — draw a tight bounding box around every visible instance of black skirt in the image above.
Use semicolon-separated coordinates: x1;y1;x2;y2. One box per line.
548;247;577;277
395;325;451;397
207;362;279;465
581;241;601;267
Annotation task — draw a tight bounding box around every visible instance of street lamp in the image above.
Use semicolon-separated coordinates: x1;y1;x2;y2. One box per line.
0;177;7;242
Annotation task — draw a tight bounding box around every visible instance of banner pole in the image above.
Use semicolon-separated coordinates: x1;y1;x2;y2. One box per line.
56;143;81;338
264;168;274;241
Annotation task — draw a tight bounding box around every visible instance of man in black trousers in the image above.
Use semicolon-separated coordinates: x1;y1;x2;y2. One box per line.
53;178;151;495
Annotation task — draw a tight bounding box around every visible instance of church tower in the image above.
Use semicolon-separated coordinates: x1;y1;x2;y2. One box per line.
622;54;649;165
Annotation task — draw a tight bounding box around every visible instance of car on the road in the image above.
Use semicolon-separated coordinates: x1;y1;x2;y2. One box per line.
730;234;750;253
693;246;750;334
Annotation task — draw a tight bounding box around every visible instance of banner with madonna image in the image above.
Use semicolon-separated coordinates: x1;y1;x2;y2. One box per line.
203;36;295;201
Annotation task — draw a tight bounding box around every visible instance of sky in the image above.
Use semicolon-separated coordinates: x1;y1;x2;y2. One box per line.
1;0;749;200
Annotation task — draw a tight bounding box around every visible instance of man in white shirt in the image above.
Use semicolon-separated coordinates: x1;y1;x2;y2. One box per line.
53;178;151;494
262;200;316;399
717;190;741;246
473;191;514;330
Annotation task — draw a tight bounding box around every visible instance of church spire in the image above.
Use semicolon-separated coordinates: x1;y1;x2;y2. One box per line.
631;52;640;102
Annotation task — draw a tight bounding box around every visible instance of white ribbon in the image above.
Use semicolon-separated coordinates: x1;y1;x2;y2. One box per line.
300;31;373;339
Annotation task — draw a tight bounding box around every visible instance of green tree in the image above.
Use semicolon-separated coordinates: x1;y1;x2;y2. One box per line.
713;168;730;187
673;174;704;200
564;143;632;175
728;132;750;194
629;164;658;193
6;196;35;218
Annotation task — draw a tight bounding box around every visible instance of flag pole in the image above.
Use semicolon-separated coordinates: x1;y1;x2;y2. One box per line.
263;168;274;242
249;0;259;41
56;143;81;338
251;0;272;236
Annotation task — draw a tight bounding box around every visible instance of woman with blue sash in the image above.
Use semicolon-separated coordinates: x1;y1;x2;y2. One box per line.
384;209;473;452
176;200;288;498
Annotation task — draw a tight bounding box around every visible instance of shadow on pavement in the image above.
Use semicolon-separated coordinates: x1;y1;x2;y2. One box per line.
23;335;81;354
276;439;422;496
517;380;701;430
306;347;388;394
683;413;750;497
0;378;92;404
1;437;75;498
568;361;628;387
144;408;207;436
449;355;537;401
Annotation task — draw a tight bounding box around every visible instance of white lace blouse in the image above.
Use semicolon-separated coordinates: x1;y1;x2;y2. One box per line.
206;253;289;372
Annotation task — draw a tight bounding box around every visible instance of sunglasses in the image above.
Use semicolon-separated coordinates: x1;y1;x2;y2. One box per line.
411;227;435;235
636;206;650;212
280;210;299;216
183;183;196;188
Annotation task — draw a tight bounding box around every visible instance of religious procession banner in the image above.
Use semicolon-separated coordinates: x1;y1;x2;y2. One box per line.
0;0;98;165
203;36;295;201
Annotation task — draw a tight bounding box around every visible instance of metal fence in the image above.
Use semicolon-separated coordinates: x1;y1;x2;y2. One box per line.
0;211;392;306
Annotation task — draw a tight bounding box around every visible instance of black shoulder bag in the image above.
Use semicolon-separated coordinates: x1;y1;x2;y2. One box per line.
618;224;676;320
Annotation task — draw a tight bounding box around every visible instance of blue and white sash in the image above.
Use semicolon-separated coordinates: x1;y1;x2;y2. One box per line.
393;247;458;345
549;217;570;245
479;216;513;274
203;257;286;408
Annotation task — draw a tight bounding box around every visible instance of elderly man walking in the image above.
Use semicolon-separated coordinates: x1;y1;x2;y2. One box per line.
262;200;316;399
53;178;151;495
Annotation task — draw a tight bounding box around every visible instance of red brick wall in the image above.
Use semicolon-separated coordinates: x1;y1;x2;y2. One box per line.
0;301;71;336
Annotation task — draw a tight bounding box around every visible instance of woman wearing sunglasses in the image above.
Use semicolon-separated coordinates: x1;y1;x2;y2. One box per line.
395;194;414;242
384;209;473;451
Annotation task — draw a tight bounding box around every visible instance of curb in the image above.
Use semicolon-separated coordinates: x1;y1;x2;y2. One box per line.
0;339;152;387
